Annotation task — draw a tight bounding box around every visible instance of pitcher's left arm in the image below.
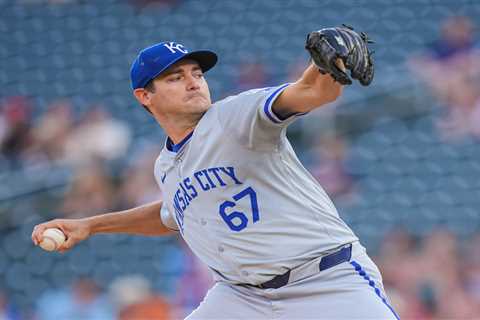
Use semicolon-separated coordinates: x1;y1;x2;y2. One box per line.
273;25;374;119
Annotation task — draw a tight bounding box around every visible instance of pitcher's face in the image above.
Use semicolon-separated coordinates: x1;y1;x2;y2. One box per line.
147;59;212;115
135;59;212;118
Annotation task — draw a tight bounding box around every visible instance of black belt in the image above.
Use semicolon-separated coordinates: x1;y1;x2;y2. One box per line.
257;244;352;289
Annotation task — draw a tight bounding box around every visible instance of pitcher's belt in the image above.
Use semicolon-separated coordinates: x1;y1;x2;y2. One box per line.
256;243;353;289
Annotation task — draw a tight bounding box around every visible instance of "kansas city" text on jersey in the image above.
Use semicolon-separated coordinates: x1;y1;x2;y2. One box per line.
173;166;243;231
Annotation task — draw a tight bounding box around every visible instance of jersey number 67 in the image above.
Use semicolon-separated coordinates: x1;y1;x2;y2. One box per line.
219;187;260;232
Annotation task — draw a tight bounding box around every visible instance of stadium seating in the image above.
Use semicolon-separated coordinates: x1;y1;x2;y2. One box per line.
1;0;479;313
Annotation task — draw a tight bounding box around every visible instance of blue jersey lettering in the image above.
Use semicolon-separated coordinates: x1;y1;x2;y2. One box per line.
183;177;198;198
202;169;217;189
194;171;211;191
179;182;192;204
220;166;243;185
208;167;227;186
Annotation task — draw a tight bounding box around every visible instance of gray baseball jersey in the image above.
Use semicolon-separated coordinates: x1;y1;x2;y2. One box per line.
154;84;358;285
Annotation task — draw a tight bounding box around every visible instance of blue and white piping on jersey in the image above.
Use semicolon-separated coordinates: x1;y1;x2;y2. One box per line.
166;131;194;153
350;261;400;320
263;83;307;124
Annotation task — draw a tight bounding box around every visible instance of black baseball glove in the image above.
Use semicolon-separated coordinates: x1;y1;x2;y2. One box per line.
305;25;374;86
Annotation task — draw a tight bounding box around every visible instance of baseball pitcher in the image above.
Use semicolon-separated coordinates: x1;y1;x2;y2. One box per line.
32;26;399;319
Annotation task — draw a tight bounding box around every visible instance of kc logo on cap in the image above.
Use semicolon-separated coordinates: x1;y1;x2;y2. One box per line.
163;42;188;54
130;41;218;90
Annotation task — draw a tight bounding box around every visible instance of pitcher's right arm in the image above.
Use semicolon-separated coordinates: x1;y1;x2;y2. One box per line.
31;200;173;253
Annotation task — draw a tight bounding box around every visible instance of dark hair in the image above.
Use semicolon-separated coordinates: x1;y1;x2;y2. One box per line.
144;79;156;93
141;80;155;114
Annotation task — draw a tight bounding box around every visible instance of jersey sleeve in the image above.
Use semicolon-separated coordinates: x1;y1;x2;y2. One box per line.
216;84;305;150
160;204;180;232
153;155;179;232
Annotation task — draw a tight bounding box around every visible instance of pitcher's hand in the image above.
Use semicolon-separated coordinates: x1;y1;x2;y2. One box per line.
32;218;91;253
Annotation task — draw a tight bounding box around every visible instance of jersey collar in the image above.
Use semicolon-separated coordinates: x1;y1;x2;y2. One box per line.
166;131;194;153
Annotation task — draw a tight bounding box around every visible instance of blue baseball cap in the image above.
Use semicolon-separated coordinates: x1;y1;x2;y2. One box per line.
130;41;218;90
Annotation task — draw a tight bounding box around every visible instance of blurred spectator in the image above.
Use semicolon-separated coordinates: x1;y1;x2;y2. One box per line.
409;16;480;142
309;135;357;203
376;231;425;319
63;106;131;167
0;290;20;320
0;96;33;167
287;58;309;82
0;108;7;149
463;234;480;312
116;146;162;208
36;278;114;320
430;16;475;60
234;59;270;92
435;88;480;141
173;243;214;318
423;231;480;319
110;275;171;320
61;162;116;218
31;100;74;164
377;229;480;319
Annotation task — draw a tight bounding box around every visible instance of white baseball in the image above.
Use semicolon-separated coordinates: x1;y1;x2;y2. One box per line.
39;228;66;252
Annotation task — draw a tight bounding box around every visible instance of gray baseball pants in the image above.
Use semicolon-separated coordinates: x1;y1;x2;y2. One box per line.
186;242;399;319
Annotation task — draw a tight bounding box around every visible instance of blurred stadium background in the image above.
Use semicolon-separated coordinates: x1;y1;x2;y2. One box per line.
1;0;480;318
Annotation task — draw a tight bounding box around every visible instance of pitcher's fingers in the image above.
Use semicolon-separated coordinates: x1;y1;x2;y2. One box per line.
31;224;47;245
58;236;75;252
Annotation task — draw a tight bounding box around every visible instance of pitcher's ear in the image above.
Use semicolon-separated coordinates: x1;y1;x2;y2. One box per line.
133;88;149;105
